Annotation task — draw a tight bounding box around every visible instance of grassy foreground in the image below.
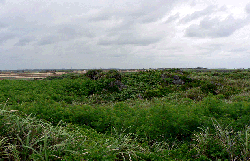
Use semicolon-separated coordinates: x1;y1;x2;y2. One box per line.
1;69;250;160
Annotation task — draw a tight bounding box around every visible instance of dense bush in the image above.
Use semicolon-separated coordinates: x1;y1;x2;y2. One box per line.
1;69;250;160
41;69;247;102
0;108;162;160
85;69;103;80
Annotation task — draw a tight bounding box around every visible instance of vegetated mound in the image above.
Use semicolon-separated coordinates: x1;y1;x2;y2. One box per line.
44;68;243;103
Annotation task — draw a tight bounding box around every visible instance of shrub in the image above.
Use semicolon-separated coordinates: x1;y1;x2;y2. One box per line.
85;69;103;80
105;70;122;81
193;119;250;160
182;87;205;101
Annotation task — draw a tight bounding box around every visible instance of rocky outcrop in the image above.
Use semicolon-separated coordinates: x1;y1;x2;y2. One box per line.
172;75;185;85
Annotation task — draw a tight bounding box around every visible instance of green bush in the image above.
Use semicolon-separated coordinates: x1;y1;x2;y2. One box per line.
85;69;103;80
1;69;250;160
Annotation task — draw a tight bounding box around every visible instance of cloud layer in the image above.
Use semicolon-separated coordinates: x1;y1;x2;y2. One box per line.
0;0;250;69
185;15;250;38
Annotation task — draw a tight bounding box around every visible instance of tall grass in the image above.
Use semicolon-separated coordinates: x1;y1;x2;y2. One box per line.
1;107;173;160
0;108;87;160
193;118;250;160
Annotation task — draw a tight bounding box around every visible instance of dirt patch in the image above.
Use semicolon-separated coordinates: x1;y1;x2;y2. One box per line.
0;72;65;80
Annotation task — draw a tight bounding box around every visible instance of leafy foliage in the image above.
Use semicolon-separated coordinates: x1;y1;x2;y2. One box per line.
1;69;250;160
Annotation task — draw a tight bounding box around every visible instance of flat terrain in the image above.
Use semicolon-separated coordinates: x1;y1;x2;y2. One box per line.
0;72;66;80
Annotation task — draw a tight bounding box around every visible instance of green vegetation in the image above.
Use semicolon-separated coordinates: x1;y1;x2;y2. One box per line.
1;69;250;160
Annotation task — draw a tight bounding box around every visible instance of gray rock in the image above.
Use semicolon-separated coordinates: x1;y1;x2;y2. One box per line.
172;79;185;85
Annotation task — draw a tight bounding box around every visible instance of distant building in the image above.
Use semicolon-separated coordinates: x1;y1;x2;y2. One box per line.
196;67;207;69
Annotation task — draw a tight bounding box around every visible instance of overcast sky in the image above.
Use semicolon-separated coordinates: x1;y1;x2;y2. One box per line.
1;0;250;69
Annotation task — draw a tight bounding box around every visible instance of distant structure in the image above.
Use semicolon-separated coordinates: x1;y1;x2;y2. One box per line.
196;67;207;69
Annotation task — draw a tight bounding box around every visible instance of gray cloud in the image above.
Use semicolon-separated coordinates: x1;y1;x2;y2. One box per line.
98;38;160;46
0;33;15;45
1;0;250;70
37;36;58;46
15;37;34;46
106;20;135;34
197;44;223;52
87;0;181;25
120;0;176;23
159;46;183;52
165;13;179;23
37;26;85;46
190;0;197;6
0;22;7;28
92;0;181;47
180;5;215;24
195;43;226;57
88;15;111;22
209;44;224;49
246;3;250;14
98;33;162;46
185;15;250;38
0;14;50;45
230;48;248;52
57;27;78;39
1;0;181;48
199;17;218;29
219;5;227;12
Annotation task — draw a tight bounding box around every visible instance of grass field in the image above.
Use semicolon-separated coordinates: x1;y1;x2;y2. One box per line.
0;69;250;160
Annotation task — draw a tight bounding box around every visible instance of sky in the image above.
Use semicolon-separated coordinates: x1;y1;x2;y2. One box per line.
1;0;250;70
